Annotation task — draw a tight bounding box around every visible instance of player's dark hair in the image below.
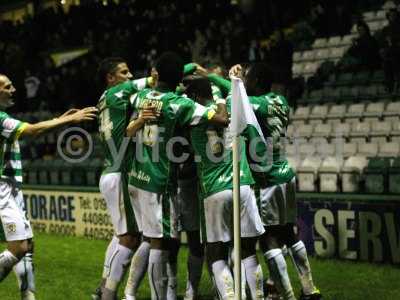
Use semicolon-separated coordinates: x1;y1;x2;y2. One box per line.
155;52;184;89
245;63;273;93
97;57;126;87
182;75;213;104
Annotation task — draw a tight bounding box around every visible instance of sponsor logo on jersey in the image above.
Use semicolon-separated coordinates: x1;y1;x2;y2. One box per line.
3;118;19;131
5;222;16;233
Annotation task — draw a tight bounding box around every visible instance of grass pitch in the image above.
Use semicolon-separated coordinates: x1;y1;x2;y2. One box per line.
0;233;399;300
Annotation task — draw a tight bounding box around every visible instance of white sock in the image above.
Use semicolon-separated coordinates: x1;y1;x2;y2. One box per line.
265;249;295;300
21;290;35;300
184;254;203;300
103;243;134;299
125;240;151;297
241;261;247;300
211;260;234;300
102;236;119;279
243;255;264;300
14;252;35;296
0;250;19;281
167;260;177;300
290;241;315;295
148;249;169;300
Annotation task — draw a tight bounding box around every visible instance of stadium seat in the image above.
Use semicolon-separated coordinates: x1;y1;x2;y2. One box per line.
326;104;346;120
341;156;369;192
314;138;335;158
303;62;320;76
342;86;361;102
345;103;365;119
357;142;378;157
312;38;328;49
364;158;390;194
287;156;300;172
312;123;332;138
322;87;340;102
292;106;311;121
299;143;316;158
336;72;354;86
330;46;349;60
297;157;322;192
368;21;382;33
342;142;358;158
375;10;386;20
287;124;295;138
49;159;65;185
296;124;314;139
60;164;73;186
86;158;103;186
350;121;371;138
379;142;400;157
389;157;400;194
327;36;341;47
339;34;356;47
292;63;305;76
309;104;328;120
319;156;343;192
364;102;385;120
391;123;400;142
352;71;371;86
285;144;297;158
38;160;51;185
331;122;350;139
363;11;376;21
383;1;397;10
315;49;331;61
370;70;385;84
308;90;323;104
301;50;315;62
293;52;303;63
370;120;392;140
383;101;400;119
359;85;378;100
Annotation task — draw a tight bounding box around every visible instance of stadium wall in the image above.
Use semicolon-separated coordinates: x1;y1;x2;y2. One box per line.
22;185;400;265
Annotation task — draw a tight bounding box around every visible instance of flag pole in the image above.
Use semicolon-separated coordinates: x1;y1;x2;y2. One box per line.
232;134;242;300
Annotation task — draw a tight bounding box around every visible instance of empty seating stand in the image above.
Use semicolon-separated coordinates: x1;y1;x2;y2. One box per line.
364;158;391;194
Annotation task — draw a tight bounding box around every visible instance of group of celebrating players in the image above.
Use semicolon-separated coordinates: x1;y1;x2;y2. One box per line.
0;50;322;300
92;52;322;300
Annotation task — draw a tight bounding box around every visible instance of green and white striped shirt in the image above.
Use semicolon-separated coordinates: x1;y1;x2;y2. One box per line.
0;112;27;185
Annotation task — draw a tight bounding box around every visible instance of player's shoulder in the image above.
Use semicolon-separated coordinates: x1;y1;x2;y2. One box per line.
106;81;135;99
265;92;288;105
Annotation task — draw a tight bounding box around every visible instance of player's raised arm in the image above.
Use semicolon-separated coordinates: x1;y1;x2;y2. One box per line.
20;106;98;137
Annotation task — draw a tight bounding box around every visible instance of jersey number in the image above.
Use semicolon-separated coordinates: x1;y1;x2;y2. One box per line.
99;109;114;140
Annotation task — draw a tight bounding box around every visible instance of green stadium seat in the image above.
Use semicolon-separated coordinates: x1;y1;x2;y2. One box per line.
341;156;368;193
308;90;323;104
371;70;385;84
60;163;73;186
389;158;400;194
364;158;391;194
38;160;52;185
27;159;42;185
49;159;65;185
336;72;354;86
71;162;87;186
352;71;371;86
86;158;103;186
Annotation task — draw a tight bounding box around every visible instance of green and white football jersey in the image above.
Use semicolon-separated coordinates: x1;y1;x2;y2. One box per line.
97;78;147;174
190;100;254;198
247;93;295;187
129;87;216;194
0;112;27;186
